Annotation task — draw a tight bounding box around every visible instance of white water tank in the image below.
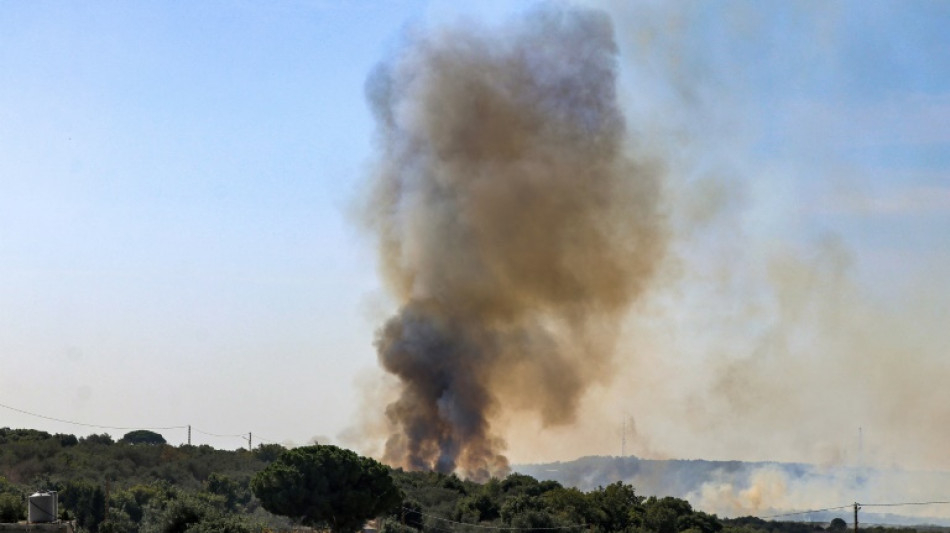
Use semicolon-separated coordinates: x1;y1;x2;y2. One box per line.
28;490;58;523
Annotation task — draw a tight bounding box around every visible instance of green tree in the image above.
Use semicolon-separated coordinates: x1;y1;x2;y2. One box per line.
81;433;115;445
139;492;212;533
589;481;644;532
455;492;499;523
678;510;723;533
57;433;79;447
250;444;402;533
643;496;694;533
205;473;249;511
253;443;286;463
61;480;107;532
829;518;848;531
0;492;24;522
541;487;593;525
120;430;167;446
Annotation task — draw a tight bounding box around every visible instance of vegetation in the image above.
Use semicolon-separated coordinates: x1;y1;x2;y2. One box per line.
382;471;723;533
119;431;167;446
720;516;922;533
0;427;290;532
0;427;935;533
251;444;401;532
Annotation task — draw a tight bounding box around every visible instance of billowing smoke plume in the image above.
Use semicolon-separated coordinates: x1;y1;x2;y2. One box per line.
362;5;665;479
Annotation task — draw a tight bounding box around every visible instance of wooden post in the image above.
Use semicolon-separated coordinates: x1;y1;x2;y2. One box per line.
854;502;860;533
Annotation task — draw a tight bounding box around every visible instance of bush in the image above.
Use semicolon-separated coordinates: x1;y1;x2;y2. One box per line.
0;492;24;522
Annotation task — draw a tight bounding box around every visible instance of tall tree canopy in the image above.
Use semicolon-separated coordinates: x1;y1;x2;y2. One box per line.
119;430;166;445
250;444;402;533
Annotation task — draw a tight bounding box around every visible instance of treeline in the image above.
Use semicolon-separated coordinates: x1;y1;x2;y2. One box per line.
723;517;922;533
385;470;722;533
0;427;291;531
383;471;918;533
0;427;928;533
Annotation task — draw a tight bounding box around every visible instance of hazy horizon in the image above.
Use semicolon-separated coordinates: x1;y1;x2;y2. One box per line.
3;1;949;507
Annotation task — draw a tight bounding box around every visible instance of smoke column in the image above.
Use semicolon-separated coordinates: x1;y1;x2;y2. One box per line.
362;5;666;480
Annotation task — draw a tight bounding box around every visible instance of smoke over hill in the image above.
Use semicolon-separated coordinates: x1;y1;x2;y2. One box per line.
360;4;666;480
349;4;950;517
517;456;950;526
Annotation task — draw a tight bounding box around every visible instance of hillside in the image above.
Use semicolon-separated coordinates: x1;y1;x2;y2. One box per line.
515;456;950;527
0;427;942;533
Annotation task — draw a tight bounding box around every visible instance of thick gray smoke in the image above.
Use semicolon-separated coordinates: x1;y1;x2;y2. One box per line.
362;5;666;480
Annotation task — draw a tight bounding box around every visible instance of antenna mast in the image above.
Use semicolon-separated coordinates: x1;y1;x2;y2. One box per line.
621;418;626;457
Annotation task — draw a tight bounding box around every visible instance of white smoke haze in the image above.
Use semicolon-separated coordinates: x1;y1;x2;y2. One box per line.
688;465;950;523
350;0;950;519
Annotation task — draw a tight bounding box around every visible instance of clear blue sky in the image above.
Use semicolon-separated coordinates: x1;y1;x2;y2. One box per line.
1;1;948;472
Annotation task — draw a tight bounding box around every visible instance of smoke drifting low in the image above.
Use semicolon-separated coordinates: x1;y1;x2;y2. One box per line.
362;5;665;479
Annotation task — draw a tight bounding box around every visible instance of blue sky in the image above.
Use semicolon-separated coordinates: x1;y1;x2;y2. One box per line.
1;1;949;473
0;0;420;447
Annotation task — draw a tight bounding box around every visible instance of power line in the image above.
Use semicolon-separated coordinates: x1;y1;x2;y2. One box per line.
0;400;186;431
859;522;947;528
191;428;247;439
761;501;950;524
403;507;588;530
763;505;853;519
862;501;950;508
0;399;279;447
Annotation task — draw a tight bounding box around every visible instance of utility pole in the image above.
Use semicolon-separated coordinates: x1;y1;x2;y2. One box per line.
248;432;252;450
187;425;191;446
854;502;860;533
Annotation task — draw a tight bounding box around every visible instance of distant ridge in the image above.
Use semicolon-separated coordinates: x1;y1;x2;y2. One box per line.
513;455;950;527
514;455;811;497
